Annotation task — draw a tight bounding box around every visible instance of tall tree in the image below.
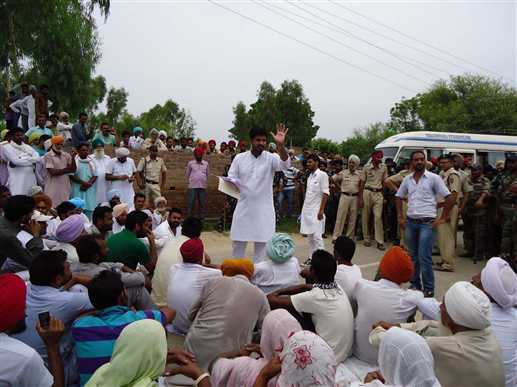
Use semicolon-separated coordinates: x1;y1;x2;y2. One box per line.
229;101;250;140
230;80;319;145
339;122;397;163
0;0;110;115
389;74;517;135
106;86;128;126
139;99;196;138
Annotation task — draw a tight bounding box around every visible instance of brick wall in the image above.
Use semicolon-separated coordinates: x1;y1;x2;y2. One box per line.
106;147;230;217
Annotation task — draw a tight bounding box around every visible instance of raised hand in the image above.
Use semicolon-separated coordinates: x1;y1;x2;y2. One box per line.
271;123;289;147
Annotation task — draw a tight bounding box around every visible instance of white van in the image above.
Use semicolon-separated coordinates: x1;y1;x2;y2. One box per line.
375;131;517;166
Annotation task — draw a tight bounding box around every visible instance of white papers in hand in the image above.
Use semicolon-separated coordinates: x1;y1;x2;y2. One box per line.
218;176;240;200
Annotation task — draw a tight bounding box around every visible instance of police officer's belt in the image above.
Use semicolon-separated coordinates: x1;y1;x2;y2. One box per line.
145;179;159;185
341;192;358;196
365;187;382;192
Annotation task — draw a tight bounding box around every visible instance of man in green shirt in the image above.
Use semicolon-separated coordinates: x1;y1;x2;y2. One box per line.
92;122;116;146
106;210;157;272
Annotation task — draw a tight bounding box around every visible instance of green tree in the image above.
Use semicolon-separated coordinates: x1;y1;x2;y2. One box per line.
106;87;128;126
310;138;340;154
230;80;319;145
139;99;196;138
229;102;250;140
0;0;110;115
339;122;398;163
389;74;517;135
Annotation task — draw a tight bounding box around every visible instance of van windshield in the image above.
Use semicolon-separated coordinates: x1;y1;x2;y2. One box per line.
377;147;398;160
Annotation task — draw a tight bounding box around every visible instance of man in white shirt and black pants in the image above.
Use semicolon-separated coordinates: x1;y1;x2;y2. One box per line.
300;154;329;260
395;150;454;297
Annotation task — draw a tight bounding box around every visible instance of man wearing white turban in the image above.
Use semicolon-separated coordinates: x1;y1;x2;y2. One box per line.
332;154;361;241
474;257;517;387
105;148;136;205
372;281;505;387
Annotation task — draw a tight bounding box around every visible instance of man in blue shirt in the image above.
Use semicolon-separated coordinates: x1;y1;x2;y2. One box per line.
25;113;54;140
71;112;88;148
72;270;176;386
12;250;93;387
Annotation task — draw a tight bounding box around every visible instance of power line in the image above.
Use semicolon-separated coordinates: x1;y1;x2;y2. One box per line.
282;0;444;80
329;0;508;79
293;1;451;77
207;0;419;93
253;0;430;85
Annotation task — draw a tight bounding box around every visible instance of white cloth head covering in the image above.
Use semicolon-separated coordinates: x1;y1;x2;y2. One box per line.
444;281;491;330
158;130;167;138
379;327;441;387
348;154;360;165
115;147;130;158
277;330;337;387
154;196;167;207
481;257;517;309
113;203;129;218
149;128;159;136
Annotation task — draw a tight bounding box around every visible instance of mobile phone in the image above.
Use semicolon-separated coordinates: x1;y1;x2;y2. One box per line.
38;311;50;329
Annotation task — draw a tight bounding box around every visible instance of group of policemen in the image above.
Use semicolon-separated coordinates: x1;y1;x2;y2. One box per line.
326;150;517;271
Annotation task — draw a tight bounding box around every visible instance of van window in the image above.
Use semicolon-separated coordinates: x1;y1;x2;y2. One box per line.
377;147;398;160
397;147;420;166
487;151;506;166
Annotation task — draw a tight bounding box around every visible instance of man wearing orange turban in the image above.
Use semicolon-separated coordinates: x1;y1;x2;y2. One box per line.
221;258;254;280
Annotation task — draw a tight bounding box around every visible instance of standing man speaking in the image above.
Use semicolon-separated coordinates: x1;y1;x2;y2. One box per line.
228;124;290;262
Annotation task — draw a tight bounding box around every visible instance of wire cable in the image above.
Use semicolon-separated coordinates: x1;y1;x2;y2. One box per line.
329;0;509;79
253;0;431;85
279;0;445;79
207;0;419;93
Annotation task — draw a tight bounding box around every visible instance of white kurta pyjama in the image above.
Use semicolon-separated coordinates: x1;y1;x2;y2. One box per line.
228;151;290;243
300;169;329;235
3;142;40;195
92;155;112;204
106;158;136;205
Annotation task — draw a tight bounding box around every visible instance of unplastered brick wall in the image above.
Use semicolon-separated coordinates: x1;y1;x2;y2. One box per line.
105;146;230;218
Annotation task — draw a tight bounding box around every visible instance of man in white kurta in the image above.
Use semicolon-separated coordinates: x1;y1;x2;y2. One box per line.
3;128;40;195
300;154;329;259
105;147;136;206
228;125;290;262
91;139;112;204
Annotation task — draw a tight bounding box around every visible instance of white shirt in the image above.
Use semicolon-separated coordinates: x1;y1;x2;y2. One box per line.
92;154;112;204
396;170;450;219
251;257;301;294
151;236;189;307
46;217;61;239
128;136;144;150
490;304;517;387
106;158;136;205
0;333;53;387
3;141;40;195
154;221;182;252
228;151;290;242
300;168;329;235
352;279;423;364
112;219;125;234
51;241;79;263
335;264;363;300
291;286;354;362
166;262;222;335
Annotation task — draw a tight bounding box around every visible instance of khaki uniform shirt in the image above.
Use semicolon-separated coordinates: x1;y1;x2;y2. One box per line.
386;169;411;188
440;168;461;202
456;168;473;199
332;169;361;194
137;156;167;184
400;320;505;387
361;164;387;190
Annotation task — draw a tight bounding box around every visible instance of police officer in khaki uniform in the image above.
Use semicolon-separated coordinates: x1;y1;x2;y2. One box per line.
384;165;412;248
332;154;361;241
359;150;387;250
435;154;461;272
452;154;473;246
136;144;167;205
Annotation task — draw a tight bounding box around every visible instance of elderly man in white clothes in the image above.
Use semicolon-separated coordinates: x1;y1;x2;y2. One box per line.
373;281;505;387
227;124;290;262
3;127;40;195
105;147;136;205
300;153;329;260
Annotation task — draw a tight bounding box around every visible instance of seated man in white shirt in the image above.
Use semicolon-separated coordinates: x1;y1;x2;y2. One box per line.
151;217;202;307
154;207;183;254
351;246;423;365
166;238;221;335
333;236;362;302
267;249;354;363
0;273;66;387
251;233;301;294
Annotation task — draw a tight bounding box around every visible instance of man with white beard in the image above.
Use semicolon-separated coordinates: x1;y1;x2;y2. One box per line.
91;139;112;204
105;147;136;205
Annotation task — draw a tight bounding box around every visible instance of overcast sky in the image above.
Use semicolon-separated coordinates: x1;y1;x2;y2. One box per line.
95;1;516;142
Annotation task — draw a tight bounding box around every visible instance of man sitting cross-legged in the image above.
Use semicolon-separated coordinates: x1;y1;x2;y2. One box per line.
267;249;354;363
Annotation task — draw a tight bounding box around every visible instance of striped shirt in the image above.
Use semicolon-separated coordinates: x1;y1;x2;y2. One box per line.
72;306;165;386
